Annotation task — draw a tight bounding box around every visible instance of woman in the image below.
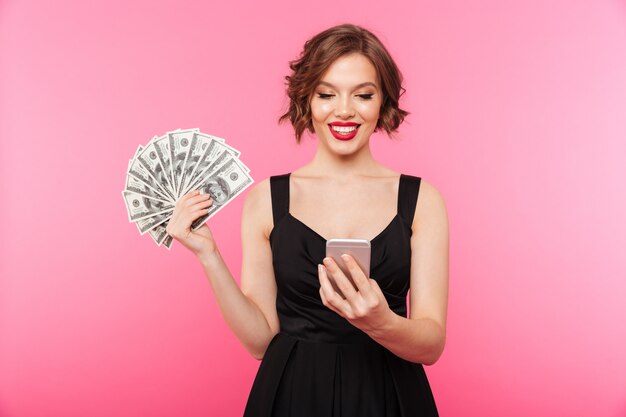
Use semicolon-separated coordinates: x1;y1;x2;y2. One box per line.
167;23;449;417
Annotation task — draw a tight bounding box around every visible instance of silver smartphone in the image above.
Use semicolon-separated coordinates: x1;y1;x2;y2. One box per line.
325;239;371;282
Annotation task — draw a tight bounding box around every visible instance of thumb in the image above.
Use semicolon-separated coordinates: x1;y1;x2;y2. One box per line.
194;223;214;238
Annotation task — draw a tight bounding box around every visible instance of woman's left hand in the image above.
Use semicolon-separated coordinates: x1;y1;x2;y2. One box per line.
318;254;394;334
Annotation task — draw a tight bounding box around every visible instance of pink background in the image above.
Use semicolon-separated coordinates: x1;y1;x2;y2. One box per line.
1;1;625;416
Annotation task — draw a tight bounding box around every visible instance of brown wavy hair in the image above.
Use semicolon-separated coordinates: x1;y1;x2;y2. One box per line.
278;24;409;143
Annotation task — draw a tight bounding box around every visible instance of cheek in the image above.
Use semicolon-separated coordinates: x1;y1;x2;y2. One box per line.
356;103;381;122
311;101;333;120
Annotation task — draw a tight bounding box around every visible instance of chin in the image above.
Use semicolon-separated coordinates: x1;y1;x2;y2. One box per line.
332;142;366;156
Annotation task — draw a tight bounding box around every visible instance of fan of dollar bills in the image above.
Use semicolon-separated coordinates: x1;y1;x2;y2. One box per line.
122;128;253;249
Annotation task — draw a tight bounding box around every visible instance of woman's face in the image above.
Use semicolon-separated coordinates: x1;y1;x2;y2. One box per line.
309;53;382;154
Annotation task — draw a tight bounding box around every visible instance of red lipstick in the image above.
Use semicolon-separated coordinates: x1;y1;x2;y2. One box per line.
328;122;360;141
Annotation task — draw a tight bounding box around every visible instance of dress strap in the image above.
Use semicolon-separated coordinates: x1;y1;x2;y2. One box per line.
398;174;422;226
270;173;291;227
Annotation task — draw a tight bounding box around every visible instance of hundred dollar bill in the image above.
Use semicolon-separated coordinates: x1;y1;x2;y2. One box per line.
152;134;175;196
198;132;244;171
130;140;174;200
136;222;162;246
190;157;254;230
162;234;173;250
232;156;251;173
128;145;143;172
122;190;173;222
135;209;173;235
127;165;170;247
137;138;176;200
125;174;171;203
126;140;174;247
167;128;197;196
128;153;174;202
146;222;170;246
183;149;234;196
200;132;240;158
180;132;250;196
146;213;173;248
124;128;253;250
183;134;243;189
126;145;171;204
177;133;204;199
179;133;218;195
126;152;172;202
133;145;143;160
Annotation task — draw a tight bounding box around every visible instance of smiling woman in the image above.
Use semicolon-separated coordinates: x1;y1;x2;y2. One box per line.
278;24;409;144
309;53;384;149
166;23;449;417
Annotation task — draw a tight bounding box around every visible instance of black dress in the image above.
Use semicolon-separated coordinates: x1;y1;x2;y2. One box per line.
243;173;439;417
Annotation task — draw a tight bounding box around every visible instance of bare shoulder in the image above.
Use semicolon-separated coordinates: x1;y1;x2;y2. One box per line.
413;178;449;230
242;178;273;239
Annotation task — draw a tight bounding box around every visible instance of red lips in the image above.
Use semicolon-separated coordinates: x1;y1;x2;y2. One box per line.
328;122;360;140
329;122;359;127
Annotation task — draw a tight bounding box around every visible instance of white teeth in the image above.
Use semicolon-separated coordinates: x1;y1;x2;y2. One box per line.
331;125;357;133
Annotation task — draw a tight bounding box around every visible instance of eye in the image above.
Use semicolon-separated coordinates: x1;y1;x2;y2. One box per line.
357;94;374;100
317;93;334;99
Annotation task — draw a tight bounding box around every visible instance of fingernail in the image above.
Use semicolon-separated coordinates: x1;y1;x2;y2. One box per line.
341;254;349;261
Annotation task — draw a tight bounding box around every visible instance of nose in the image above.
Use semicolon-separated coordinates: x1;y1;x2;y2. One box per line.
334;95;355;119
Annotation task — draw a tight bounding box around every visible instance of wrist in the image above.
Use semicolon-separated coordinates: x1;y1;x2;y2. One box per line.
367;308;399;340
197;247;222;267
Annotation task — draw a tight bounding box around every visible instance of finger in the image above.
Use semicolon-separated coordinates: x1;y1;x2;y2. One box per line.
319;270;350;316
339;254;373;297
183;193;212;208
185;206;212;223
166;211;182;236
319;286;343;316
322;256;358;300
168;207;179;225
189;198;214;211
189;209;211;220
194;223;214;238
177;190;202;205
172;204;210;231
320;260;346;300
368;278;386;300
318;264;353;316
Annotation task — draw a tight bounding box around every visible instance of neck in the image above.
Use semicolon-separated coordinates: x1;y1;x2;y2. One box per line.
305;141;381;180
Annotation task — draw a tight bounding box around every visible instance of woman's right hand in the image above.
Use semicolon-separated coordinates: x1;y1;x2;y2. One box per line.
166;190;217;257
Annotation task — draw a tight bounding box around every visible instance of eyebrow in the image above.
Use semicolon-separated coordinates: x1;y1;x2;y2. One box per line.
317;81;378;90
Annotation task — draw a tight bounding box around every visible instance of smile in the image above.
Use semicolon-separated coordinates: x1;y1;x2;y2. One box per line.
328;123;360;141
331;125;357;133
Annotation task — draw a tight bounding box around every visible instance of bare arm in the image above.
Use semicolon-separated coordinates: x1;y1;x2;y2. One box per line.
167;179;279;360
367;180;449;365
318;179;449;365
